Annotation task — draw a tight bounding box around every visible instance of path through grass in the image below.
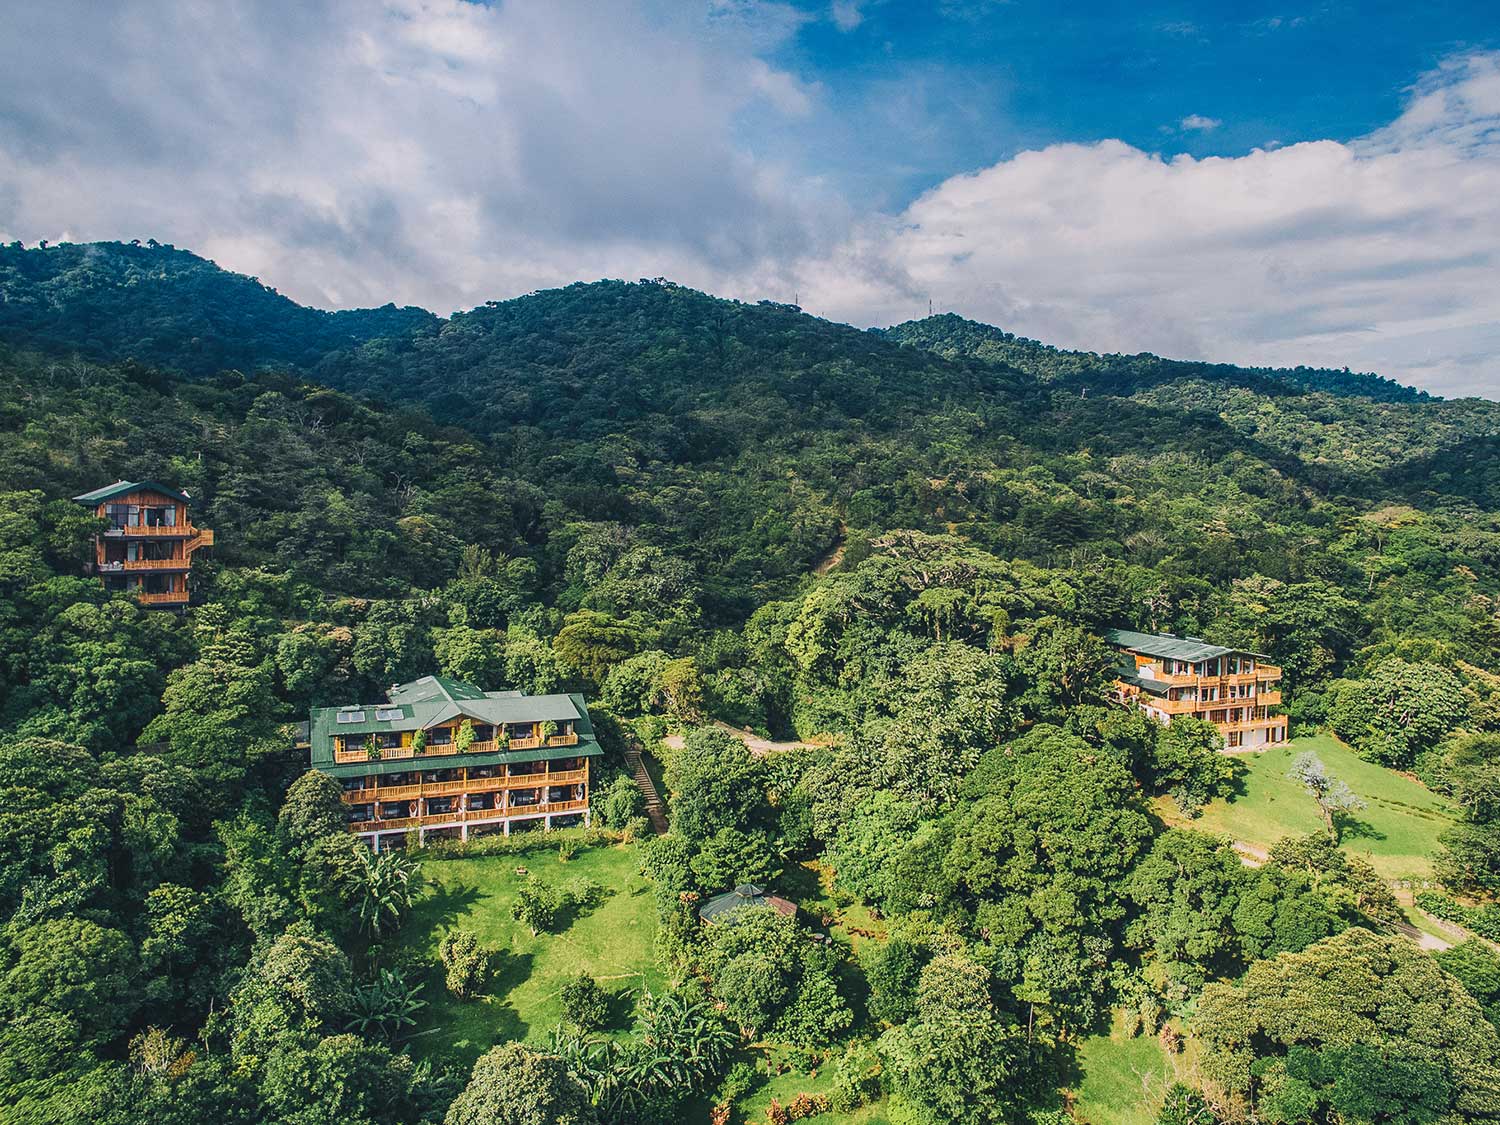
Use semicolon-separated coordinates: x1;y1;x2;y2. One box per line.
1159;733;1455;880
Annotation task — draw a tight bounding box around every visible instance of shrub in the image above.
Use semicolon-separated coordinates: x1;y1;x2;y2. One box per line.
560;972;610;1030
563;876;606;911
512;876;563;935
411;728;426;755
785;1092;830;1121
558;837;582;862
439;929;490;999
716;1060;760;1105
828;1043;881;1113
599;775;646;829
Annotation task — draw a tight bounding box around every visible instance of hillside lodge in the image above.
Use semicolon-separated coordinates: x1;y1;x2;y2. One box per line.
1107;629;1287;750
73;480;214;608
309;675;602;850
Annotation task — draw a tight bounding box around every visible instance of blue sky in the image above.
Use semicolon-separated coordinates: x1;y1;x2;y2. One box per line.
759;1;1497;204
2;1;1498;396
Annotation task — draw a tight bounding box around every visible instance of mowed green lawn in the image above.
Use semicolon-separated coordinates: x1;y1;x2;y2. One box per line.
398;839;664;1068
1161;733;1456;880
1072;1028;1181;1125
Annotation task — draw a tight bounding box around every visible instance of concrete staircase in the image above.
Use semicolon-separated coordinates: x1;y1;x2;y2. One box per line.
625;746;668;834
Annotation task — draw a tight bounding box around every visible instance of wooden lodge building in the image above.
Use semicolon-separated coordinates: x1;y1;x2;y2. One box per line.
1107;628;1287;750
73;480;214;608
309;675;602;850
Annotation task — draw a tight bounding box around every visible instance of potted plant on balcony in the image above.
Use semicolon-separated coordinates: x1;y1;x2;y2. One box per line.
540;719;559;743
496;726;511;751
411;728;426;756
456;718;475;754
365;734;381;761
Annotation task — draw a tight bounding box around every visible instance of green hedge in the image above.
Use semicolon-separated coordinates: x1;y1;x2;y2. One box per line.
414;825;623;861
1416;891;1500;941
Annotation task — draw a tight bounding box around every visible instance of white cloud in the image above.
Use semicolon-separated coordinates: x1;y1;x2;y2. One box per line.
831;1;865;31
1180;114;1222;131
808;52;1500;397
0;0;836;313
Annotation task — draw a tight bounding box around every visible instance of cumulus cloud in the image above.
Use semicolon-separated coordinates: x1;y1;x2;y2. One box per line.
1179;114;1222;131
0;0;835;311
0;3;1497;396
814;52;1500;397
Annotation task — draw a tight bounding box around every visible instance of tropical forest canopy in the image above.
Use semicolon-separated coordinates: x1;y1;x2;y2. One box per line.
3;239;1500;1125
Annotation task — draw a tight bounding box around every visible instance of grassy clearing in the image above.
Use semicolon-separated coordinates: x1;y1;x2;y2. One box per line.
1157;732;1455;881
398;838;663;1069
1072;1027;1180;1125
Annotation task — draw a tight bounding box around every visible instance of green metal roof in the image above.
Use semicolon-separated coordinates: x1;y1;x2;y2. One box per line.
698;884;797;924
1106;628;1265;663
308;681;602;777
388;674;492;705
73;479;192;505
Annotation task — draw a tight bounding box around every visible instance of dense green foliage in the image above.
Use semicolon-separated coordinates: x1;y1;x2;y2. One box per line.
4;240;1500;1123
883;313;1434;403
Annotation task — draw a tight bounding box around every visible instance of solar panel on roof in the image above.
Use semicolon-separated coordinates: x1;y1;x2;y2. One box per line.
375;707;402;721
336;709;366;723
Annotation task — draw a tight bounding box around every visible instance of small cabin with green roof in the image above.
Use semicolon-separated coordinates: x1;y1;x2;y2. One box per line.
309;674;603;849
73;479;214;607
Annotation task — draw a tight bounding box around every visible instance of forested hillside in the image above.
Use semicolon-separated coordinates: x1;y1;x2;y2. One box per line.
0;241;435;375
4;240;1500;1125
884;312;1433;402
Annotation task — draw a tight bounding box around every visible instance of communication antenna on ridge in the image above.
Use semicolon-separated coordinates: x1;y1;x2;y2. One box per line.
928;297;933;317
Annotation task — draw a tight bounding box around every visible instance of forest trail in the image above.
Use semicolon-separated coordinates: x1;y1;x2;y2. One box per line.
661;720;817;758
811;524;848;575
624;745;668;834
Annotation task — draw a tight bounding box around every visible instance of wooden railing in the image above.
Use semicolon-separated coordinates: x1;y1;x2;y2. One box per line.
109;523;197;537
136;590;187;606
100;557;188;572
333;730;581;765
349;797;589;833
341;768;588;804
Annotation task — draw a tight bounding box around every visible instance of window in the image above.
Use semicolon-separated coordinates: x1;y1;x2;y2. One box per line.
336;710;365;724
374;707;402;721
429;727;452;745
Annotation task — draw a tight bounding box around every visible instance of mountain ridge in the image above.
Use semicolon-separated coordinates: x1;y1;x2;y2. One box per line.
1;240;1438;404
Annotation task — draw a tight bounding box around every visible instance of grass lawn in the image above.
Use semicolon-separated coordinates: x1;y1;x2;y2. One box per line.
1072;1026;1182;1125
398;838;663;1068
1157;732;1456;881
